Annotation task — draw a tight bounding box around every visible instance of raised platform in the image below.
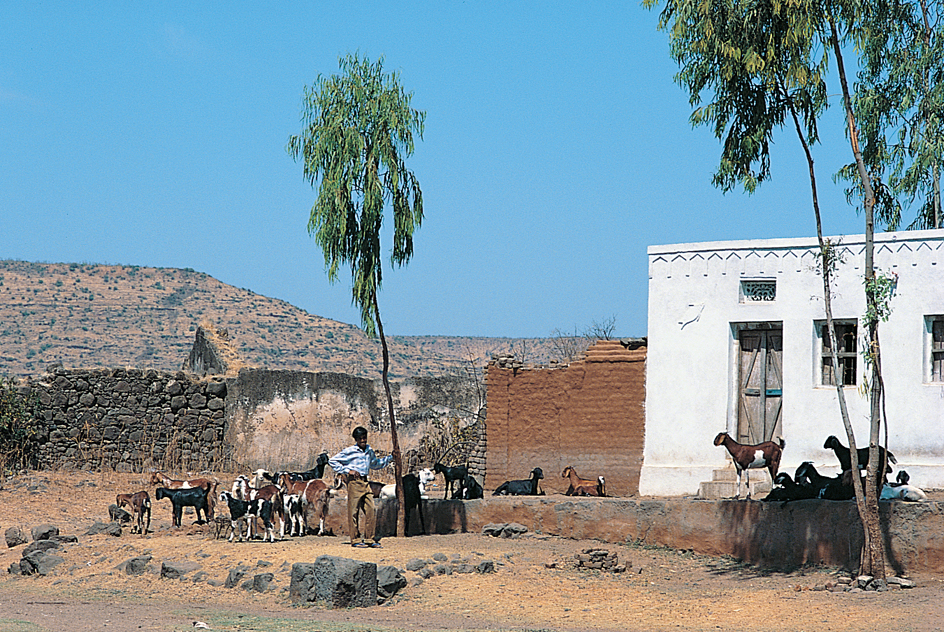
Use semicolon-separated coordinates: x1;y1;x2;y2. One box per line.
325;495;944;575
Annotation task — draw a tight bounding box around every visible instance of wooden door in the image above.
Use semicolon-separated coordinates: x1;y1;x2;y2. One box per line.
737;327;783;444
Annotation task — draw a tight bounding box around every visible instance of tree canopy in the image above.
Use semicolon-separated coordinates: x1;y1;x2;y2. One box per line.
286;53;425;337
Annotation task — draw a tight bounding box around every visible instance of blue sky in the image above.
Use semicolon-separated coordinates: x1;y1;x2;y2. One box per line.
2;3;872;338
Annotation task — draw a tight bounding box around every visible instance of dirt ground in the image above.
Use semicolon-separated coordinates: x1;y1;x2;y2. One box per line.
1;471;944;632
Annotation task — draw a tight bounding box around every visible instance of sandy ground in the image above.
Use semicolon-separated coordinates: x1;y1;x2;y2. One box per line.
1;471;943;632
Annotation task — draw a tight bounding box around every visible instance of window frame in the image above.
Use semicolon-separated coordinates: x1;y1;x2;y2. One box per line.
930;316;944;383
819;320;858;387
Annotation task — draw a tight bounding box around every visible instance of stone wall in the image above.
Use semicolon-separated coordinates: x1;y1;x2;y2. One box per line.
25;365;229;472
484;340;646;497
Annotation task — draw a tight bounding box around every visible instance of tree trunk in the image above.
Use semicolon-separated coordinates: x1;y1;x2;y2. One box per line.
829;17;887;579
372;293;405;537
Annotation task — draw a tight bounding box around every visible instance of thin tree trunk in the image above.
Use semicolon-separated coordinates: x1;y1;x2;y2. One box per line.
829;17;886;579
372;293;405;537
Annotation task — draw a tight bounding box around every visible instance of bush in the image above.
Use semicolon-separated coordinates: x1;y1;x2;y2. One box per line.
0;375;41;471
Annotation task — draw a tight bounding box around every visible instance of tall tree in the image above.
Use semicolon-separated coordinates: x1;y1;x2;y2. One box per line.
644;0;890;576
287;53;425;537
840;0;944;230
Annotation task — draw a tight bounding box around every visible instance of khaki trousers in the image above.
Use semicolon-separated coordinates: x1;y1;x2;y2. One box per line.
346;478;376;544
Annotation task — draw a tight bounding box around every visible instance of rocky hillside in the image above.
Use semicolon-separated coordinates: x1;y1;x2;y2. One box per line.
0;260;579;380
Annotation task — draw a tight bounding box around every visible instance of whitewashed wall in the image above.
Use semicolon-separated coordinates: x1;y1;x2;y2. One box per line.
640;229;944;496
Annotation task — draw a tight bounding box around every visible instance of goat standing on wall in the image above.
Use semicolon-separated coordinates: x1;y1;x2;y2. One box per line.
713;432;784;500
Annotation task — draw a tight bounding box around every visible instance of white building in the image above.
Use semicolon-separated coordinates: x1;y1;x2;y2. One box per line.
639;229;944;496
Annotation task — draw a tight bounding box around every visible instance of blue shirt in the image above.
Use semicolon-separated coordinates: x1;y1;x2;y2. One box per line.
328;444;392;477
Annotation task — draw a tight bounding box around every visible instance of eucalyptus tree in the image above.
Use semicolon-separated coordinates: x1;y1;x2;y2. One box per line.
287;53;425;537
644;0;890;576
839;0;944;229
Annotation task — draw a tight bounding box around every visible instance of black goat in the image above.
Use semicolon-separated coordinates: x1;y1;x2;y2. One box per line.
401;473;426;536
156;486;211;527
761;472;817;503
218;491;276;542
493;467;545;496
823;435;896;473
434;463;468;500
262;452;331;485
795;461;854;500
457;474;484;500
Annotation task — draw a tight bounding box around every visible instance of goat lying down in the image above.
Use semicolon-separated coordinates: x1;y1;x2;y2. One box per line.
561;466;606;497
493;467;545;496
881;470;928;502
713;432;784;500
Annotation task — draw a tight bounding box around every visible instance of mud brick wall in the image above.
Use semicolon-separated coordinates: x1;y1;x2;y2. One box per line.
484;340;646;497
25;366;229;471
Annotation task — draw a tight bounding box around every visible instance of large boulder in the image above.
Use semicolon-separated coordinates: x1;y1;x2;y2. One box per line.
290;556;377;608
5;527;27;548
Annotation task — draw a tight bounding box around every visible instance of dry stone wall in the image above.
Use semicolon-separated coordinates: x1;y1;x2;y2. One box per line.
25;365;229;472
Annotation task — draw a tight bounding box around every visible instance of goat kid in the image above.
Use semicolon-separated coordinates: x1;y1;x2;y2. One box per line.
115;491;151;534
434;463;468;500
278;473;330;536
561;465;606;497
713;432;784;500
456;474;484;500
761;472;817;503
218;491;276;542
881;470;928;501
156;486;211;527
493;467;545;496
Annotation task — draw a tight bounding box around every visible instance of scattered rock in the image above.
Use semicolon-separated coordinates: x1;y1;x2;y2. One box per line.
121;555;152;576
85;521;122;537
161;560;201;580
377;565;407;600
224;568;247;589
575;548;624;571
5;527;27;548
475;560;496;574
242;573;274;592
482;523;529;538
108;504;132;523
432;552;448;562
454;563;475;574
405;558;428;572
31;524;59;542
290;556;377;608
433;563;453;576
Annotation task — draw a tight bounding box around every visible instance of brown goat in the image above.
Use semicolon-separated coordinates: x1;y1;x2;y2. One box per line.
713;432;784;500
116;490;151;534
561;466;606;497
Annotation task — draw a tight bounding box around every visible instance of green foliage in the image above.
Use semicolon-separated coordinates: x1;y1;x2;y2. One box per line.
287;53;425;337
0;376;41;471
864;269;898;327
839;0;944;230
644;0;829;194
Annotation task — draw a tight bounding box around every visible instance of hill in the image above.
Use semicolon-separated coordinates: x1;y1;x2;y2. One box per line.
0;260;579;380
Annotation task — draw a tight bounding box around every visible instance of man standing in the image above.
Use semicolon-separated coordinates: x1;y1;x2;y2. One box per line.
328;426;392;548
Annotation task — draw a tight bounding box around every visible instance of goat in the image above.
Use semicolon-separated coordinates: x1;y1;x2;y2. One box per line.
881;470;928;501
761;472;817;503
457;473;484;500
795;461;854;500
282;493;304;536
115;491;151;534
418;468;435;499
561;466;606;497
262;452;331;486
278;473;330;536
150;471;217;519
713;432;784;500
401;473;427;536
434;463;468;500
155;486;211;527
218;491;276;542
823;435;896;492
245;484;285;539
493;467;545;496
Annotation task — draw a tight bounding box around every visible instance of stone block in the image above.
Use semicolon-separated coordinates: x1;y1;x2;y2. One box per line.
290;556;377;608
5;527;27;548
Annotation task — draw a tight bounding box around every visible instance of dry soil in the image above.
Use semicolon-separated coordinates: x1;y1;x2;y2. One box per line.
1;471;943;632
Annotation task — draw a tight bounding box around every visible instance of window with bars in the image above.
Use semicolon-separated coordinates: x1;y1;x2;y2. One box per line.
820;321;857;386
932;317;944;383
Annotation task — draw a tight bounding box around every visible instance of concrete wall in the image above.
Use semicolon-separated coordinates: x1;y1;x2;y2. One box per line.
328;496;944;575
642;229;944;496
484;340;646;497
